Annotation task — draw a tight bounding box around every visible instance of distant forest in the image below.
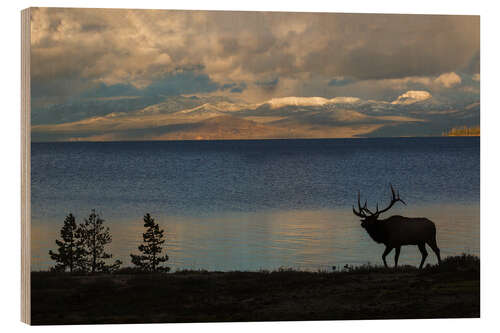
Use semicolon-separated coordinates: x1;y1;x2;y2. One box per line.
442;126;480;136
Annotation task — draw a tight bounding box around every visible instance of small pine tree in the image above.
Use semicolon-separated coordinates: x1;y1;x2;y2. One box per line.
78;209;121;273
49;213;85;272
131;213;169;272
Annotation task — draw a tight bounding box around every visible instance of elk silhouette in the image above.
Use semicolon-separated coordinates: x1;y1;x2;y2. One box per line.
352;185;441;269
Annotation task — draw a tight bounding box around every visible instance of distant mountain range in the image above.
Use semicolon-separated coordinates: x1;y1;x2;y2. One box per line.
31;92;480;141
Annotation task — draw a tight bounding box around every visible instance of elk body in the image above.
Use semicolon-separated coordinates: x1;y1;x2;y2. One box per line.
352;185;441;269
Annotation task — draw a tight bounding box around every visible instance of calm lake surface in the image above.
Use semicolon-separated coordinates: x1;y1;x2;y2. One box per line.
31;137;480;271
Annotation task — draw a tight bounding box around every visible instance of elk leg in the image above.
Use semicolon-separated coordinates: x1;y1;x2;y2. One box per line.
394;246;401;268
382;246;393;268
418;243;428;269
427;238;442;264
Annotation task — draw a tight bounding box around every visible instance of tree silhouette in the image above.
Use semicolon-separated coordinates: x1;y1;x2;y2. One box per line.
78;209;121;273
49;213;85;272
131;213;169;272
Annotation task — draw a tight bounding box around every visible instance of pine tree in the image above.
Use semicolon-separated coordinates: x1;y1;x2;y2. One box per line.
131;213;169;272
78;209;121;273
49;213;85;272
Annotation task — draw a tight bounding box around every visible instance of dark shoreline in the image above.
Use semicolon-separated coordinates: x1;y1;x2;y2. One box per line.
31;135;479;144
30;255;479;325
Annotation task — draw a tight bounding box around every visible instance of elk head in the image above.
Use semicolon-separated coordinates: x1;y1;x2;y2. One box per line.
352;184;406;229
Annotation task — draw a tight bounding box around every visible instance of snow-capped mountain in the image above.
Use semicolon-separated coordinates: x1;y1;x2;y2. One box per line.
31;91;479;142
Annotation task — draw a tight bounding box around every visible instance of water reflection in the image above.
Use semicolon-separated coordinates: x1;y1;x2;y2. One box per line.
32;203;479;271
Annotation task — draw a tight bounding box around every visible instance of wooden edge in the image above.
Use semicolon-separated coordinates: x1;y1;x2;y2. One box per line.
21;7;31;325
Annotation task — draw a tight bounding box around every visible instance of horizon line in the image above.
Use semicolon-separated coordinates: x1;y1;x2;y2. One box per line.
30;135;480;144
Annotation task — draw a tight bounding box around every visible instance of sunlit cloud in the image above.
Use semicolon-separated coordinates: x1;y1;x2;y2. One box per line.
434;72;462;88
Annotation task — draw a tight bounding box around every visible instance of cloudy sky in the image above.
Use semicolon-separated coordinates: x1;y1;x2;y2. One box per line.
30;8;480;141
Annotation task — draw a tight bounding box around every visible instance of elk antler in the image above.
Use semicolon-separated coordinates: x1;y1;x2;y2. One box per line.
352;184;406;219
372;184;406;217
352;191;368;218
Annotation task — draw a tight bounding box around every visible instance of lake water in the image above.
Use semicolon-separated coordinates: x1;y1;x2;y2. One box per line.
31;137;480;271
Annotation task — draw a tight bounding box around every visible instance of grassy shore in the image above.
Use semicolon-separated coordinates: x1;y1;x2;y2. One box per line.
31;255;479;325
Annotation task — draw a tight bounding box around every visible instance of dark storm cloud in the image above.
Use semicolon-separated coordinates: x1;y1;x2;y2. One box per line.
80;82;141;98
230;87;244;93
220;82;247;93
303;14;479;80
31;9;479;101
255;78;279;88
463;51;480;74
328;77;355;87
142;71;219;97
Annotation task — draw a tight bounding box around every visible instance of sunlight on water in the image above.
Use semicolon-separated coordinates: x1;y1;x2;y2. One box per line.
32;203;479;271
